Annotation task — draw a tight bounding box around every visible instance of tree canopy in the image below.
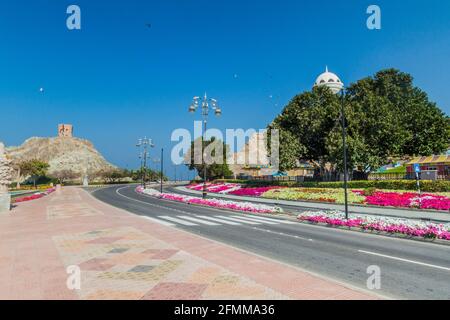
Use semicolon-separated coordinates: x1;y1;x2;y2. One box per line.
19;159;50;187
268;69;449;175
185;137;233;180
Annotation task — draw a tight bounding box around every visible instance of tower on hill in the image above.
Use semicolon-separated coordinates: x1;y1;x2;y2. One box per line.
58;124;73;138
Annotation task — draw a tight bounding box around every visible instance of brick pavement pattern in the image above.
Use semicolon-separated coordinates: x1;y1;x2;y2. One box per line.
0;187;377;300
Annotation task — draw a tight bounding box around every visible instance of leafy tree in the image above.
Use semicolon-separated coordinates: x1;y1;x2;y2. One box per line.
49;169;78;185
186;137;233;180
268;68;450;177
97;168;127;184
268;86;340;173
131;168;167;182
19;159;50;188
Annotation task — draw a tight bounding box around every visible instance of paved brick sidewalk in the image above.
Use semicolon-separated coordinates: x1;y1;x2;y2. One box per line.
0;187;378;300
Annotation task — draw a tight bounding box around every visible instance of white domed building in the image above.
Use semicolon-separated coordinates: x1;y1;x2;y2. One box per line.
314;66;344;94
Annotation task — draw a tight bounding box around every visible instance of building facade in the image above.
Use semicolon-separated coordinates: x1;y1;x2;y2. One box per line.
406;155;450;179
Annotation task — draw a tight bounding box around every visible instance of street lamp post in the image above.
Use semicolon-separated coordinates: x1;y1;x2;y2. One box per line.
188;93;222;199
138;153;144;186
316;67;349;220
136;137;154;189
160;148;164;193
340;90;349;220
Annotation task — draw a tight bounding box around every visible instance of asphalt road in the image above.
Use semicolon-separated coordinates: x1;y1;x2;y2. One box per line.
91;185;450;300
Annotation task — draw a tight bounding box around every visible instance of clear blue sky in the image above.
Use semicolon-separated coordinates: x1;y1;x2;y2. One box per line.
1;0;449;179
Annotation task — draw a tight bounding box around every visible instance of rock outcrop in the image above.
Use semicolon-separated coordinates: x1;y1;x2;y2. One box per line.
6;137;115;177
0;142;12;192
0;142;12;212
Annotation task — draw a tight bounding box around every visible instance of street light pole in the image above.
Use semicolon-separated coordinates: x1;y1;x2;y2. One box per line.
160;148;164;193
138;153;144;186
315;67;349;220
136;137;154;190
202;116;208;199
188;93;222;199
340;90;349;220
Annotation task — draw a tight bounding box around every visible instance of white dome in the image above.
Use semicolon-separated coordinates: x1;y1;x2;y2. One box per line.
314;66;344;94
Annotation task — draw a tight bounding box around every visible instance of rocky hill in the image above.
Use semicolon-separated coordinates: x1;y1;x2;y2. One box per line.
6;137;116;176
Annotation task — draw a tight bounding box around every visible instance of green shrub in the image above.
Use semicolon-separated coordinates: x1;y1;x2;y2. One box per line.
213;179;450;192
363;187;377;196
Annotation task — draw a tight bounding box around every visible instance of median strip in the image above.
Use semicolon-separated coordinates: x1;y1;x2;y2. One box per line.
136;186;283;214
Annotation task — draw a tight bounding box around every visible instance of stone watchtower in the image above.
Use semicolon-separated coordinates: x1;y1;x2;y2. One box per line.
58;124;73;138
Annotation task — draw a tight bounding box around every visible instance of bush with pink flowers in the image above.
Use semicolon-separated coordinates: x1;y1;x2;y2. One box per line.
13;188;56;203
298;211;450;241
229;186;282;197
137;186;283;214
364;191;450;211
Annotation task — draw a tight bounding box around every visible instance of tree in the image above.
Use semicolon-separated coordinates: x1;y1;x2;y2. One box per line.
268;68;450;177
19;160;50;188
131;168;168;183
49;169;78;185
97;168;127;184
268;85;340;174
186;137;233;180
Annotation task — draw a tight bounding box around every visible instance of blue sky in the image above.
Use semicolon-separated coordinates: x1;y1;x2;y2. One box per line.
0;0;449;179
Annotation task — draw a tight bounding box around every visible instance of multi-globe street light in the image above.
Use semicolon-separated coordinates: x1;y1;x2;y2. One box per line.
315;67;349;220
188;93;222;199
136;137;154;189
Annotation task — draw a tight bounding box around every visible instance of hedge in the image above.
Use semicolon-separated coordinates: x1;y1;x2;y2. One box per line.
212;179;450;192
299;180;450;192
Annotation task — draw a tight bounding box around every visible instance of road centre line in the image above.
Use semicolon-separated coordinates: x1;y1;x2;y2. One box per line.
252;227;314;242
358;250;450;272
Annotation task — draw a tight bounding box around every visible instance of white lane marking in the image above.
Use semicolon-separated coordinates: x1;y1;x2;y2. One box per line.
215;216;261;225
115;186;191;215
195;215;242;226
178;216;220;226
253;227;314;242
142;216;175;226
231;215;279;225
245;215;297;224
158;216;198;226
358;250;450;272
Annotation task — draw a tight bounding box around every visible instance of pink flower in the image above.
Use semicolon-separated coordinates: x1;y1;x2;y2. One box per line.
366;191;450;211
229;186;283;197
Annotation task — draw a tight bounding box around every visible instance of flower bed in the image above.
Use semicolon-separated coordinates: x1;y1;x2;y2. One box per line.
229;186;282;197
187;183;242;194
13;188;56;203
186;183;450;211
137;186;283;214
361;191;450;211
298;211;450;241
263;188;366;204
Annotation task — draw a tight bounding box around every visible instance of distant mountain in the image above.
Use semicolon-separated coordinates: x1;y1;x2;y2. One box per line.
6;136;116;176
